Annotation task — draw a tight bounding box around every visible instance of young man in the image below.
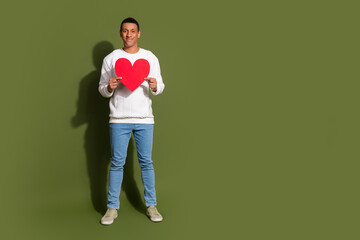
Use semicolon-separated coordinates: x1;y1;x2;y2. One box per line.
98;17;165;224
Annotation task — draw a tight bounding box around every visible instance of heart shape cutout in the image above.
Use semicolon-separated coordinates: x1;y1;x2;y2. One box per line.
114;58;150;91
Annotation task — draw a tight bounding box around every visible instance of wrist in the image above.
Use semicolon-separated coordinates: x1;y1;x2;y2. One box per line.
107;85;113;93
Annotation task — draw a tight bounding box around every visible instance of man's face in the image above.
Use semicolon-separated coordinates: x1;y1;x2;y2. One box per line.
120;23;140;48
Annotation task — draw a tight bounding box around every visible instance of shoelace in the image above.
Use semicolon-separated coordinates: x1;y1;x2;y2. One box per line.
149;208;160;217
106;209;116;217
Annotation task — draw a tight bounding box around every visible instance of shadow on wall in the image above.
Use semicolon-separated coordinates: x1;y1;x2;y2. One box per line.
71;41;146;215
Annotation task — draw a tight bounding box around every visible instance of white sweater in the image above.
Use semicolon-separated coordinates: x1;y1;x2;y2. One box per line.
98;48;165;123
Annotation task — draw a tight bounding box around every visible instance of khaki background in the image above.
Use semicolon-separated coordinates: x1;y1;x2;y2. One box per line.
0;0;358;239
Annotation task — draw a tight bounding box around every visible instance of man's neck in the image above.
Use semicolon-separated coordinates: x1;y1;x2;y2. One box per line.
122;45;140;54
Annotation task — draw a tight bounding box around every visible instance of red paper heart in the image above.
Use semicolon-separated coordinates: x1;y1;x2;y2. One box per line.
114;58;150;91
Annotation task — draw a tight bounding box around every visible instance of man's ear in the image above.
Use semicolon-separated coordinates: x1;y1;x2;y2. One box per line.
138;31;141;38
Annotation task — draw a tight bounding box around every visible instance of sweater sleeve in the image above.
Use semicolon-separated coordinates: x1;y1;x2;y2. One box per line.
150;56;165;96
98;57;114;98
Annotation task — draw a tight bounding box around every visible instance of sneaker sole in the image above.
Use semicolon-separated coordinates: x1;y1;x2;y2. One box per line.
149;218;163;222
146;213;163;222
101;216;118;225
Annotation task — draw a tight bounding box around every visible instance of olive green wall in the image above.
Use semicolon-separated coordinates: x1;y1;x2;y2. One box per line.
0;0;358;239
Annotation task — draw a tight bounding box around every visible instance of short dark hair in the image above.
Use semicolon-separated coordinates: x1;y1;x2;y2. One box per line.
120;17;140;31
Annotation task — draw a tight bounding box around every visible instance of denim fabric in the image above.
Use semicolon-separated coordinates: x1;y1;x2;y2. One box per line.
107;123;157;209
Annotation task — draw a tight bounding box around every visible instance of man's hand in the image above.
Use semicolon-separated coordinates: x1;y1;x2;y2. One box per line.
145;77;157;92
107;77;122;93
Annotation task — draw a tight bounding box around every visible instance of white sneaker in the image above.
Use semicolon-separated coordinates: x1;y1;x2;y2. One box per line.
146;206;163;222
101;208;118;225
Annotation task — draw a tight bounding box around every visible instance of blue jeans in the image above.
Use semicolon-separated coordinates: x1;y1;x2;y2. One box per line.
107;123;157;209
